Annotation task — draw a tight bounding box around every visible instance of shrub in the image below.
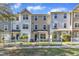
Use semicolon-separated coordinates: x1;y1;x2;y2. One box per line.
52;32;57;39
20;35;28;42
20;35;28;39
61;34;71;42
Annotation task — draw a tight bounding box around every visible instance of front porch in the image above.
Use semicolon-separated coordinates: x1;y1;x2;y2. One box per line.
71;29;79;42
31;31;49;42
50;30;71;42
11;32;20;42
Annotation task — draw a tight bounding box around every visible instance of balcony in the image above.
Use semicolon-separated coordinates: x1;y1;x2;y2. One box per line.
32;29;48;32
12;29;20;32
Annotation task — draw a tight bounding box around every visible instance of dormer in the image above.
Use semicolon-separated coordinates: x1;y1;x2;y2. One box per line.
20;9;32;21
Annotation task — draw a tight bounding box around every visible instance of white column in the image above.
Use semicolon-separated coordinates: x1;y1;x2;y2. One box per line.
38;33;40;42
50;33;52;42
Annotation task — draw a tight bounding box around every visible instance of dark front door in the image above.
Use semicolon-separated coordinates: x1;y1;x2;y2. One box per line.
16;34;19;40
35;34;38;41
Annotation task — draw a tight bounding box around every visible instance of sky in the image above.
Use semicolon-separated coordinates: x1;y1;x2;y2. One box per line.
10;3;79;14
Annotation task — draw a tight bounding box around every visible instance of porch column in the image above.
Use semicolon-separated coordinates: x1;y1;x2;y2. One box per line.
50;33;52;42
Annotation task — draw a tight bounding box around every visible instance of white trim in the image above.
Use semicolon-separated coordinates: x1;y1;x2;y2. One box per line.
34;16;38;20
74;22;79;28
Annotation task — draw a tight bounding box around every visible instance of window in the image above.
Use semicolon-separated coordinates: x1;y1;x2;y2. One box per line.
64;23;66;28
54;14;57;19
43;16;46;20
75;23;79;28
43;25;46;30
40;34;46;39
16;25;19;30
64;13;67;19
34;16;37;21
75;13;79;18
35;25;37;30
23;24;28;29
4;25;8;30
75;23;77;27
23;15;28;20
54;23;57;29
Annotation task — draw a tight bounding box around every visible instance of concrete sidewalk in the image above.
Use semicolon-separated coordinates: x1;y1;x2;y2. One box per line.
4;45;79;49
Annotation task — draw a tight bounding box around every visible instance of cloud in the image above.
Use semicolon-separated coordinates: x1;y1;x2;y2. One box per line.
50;7;69;12
14;3;21;9
27;5;46;11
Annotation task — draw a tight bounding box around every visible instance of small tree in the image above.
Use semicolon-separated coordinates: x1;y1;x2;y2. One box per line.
20;35;28;42
61;33;71;42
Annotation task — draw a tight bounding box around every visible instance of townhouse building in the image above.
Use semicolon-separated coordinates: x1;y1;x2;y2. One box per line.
49;5;79;42
11;10;50;42
31;14;50;42
49;12;71;42
11;9;32;42
2;4;79;42
71;5;79;42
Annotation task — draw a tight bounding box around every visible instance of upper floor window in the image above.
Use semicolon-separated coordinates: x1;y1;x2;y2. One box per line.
75;13;79;18
64;13;67;19
54;23;57;29
23;15;28;20
4;25;8;30
64;23;66;28
43;16;46;20
75;23;79;28
43;25;46;30
23;24;28;29
34;16;38;21
35;25;38;30
54;14;57;19
16;25;19;30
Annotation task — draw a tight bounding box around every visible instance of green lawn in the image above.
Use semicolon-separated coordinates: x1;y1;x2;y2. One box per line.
4;48;79;56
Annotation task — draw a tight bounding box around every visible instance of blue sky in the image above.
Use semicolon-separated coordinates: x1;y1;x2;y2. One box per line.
10;3;79;14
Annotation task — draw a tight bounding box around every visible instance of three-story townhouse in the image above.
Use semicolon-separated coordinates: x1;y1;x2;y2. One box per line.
71;5;79;42
11;9;32;42
49;12;71;42
31;14;50;42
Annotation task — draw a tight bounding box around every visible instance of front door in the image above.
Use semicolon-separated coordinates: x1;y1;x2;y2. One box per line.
35;34;38;41
16;34;19;40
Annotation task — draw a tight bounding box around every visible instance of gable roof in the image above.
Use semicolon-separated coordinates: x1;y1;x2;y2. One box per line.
20;9;31;14
73;4;79;10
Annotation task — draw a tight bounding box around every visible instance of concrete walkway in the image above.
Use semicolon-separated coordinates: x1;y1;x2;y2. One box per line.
4;45;79;49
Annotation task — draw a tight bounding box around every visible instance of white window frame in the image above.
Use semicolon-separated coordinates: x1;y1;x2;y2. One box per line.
42;16;46;20
4;25;8;31
74;22;79;28
34;24;38;30
54;14;57;19
34;16;38;21
43;24;46;30
22;24;28;29
63;23;67;28
64;13;67;19
23;14;28;20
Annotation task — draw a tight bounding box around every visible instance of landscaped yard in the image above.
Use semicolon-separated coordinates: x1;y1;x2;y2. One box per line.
1;42;79;56
4;48;79;56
